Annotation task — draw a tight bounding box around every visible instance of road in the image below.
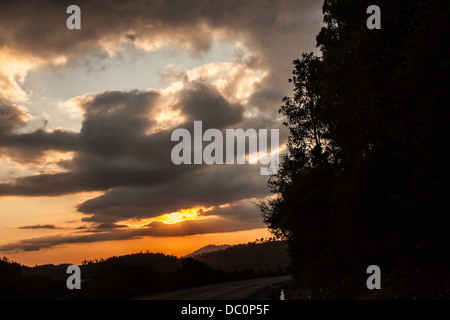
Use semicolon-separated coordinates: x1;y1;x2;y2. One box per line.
137;275;292;300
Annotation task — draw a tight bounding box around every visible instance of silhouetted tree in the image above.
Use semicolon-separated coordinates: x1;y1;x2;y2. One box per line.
261;0;450;298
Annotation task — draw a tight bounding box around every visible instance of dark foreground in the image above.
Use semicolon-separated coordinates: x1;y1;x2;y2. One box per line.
137;275;291;300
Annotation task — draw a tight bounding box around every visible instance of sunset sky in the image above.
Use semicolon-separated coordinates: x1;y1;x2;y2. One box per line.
0;0;323;266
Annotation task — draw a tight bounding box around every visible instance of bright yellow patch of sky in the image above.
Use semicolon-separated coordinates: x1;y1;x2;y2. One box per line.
120;206;214;228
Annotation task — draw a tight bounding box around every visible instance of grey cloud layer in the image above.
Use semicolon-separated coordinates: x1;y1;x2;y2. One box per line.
1;0;321;59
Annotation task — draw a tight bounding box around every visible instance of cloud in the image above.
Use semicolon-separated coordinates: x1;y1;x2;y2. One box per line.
18;224;59;230
175;81;244;129
0;0;321;59
93;223;128;230
0;50;40;103
0;99;80;165
0;100;29;134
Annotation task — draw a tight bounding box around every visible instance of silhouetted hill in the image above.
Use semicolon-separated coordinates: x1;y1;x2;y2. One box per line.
22;263;71;282
0;257;66;299
184;244;230;257
100;252;182;273
192;240;290;273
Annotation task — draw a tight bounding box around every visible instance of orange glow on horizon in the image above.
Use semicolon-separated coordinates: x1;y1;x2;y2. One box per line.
4;228;273;267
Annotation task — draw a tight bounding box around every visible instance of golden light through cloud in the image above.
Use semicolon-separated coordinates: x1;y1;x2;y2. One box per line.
148;106;187;134
121;206;214;228
184;61;267;104
0;48;37;103
158;206;213;224
0;47;69;104
0;150;75;184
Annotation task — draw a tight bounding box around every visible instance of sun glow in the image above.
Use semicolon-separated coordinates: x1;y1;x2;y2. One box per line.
121;206;214;228
158;207;204;224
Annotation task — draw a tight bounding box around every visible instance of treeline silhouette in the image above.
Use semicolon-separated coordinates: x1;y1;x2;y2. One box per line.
260;0;450;298
0;240;289;299
193;238;290;273
0;257;67;299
